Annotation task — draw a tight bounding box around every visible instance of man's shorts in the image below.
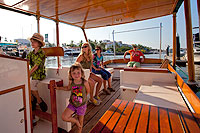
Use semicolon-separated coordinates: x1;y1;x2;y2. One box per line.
127;61;141;68
30;79;40;91
67;103;87;116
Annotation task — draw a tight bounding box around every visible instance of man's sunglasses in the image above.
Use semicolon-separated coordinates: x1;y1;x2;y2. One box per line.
82;46;88;48
95;49;100;51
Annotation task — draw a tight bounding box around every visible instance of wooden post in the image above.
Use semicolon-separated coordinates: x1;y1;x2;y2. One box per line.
56;21;60;67
197;0;200;39
82;28;88;42
55;0;60;67
36;0;40;33
36;13;40;33
172;13;176;67
159;23;162;59
50;80;58;133
184;0;195;82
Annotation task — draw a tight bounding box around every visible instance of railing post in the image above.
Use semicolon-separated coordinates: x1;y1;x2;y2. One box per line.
50;80;58;133
172;12;176;67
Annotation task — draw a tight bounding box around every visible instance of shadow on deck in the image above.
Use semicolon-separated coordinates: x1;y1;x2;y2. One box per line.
69;78;121;133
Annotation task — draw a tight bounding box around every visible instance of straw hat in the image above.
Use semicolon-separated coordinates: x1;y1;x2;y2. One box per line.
30;33;45;47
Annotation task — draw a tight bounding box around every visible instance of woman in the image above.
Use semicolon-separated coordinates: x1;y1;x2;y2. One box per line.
76;42;102;105
92;46;114;95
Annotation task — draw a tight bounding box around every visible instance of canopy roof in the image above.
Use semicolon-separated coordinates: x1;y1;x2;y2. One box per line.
0;0;182;29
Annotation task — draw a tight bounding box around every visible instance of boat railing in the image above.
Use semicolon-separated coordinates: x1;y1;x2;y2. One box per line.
168;64;200;113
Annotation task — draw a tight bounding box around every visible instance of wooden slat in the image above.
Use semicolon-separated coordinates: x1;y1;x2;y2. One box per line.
101;100;128;132
159;107;171;133
124;103;142;132
148;106;159;133
42;47;64;56
135;104;149;132
180;111;200;132
113;102;135;132
90;99;122;132
193;113;200;127
168;108;184;133
91;99;200;133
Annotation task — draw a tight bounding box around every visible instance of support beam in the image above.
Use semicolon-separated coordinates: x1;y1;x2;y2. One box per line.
36;0;40;33
82;28;88;42
55;0;60;67
184;0;195;82
159;23;162;59
172;13;176;67
197;0;200;39
36;13;40;33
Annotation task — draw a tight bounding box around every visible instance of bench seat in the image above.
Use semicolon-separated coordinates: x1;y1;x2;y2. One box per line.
134;84;189;112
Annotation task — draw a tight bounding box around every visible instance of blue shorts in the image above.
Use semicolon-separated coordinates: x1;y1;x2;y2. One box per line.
92;68;111;80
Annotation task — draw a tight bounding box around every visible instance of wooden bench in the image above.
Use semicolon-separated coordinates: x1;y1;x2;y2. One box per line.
134;84;189;112
119;69;176;101
90;99;200;132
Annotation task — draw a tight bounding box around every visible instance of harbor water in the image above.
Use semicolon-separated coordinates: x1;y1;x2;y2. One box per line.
46;54;200;83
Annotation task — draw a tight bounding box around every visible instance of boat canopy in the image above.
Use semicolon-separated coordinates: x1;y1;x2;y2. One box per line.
0;0;183;29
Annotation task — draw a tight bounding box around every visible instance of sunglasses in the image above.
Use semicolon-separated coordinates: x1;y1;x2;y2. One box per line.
82;45;88;48
95;49;100;51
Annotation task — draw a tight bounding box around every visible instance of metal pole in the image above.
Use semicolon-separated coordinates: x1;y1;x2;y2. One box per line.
159;23;162;59
112;30;116;57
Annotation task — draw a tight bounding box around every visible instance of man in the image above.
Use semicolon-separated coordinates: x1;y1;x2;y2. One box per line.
124;45;145;68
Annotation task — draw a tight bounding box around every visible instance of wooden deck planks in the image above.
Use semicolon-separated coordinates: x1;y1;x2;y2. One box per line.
113;102;135;132
124;103;142;133
168;108;184;133
83;81;121;133
90;99;122;133
101;100;128;132
135;104;150;133
159;107;171;133
69;79;200;133
180;111;200;132
148;106;159;133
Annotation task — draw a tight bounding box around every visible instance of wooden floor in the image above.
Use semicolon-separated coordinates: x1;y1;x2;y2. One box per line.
69;78;121;133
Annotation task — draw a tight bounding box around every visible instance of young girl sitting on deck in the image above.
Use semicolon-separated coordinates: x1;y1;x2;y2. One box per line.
55;62;90;133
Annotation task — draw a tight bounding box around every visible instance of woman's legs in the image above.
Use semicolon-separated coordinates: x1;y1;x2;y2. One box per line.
88;77;95;101
90;73;102;97
62;107;81;128
100;69;112;89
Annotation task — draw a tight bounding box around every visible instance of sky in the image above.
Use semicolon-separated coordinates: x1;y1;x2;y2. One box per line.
0;0;198;49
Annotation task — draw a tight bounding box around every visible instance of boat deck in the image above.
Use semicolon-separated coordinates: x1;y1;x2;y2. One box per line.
33;78;122;133
69;78;121;133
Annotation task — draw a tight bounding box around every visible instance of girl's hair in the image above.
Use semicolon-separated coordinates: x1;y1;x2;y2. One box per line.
79;42;93;61
68;62;85;81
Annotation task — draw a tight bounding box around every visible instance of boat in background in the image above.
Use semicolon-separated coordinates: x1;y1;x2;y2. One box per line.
185;33;200;63
64;48;80;56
